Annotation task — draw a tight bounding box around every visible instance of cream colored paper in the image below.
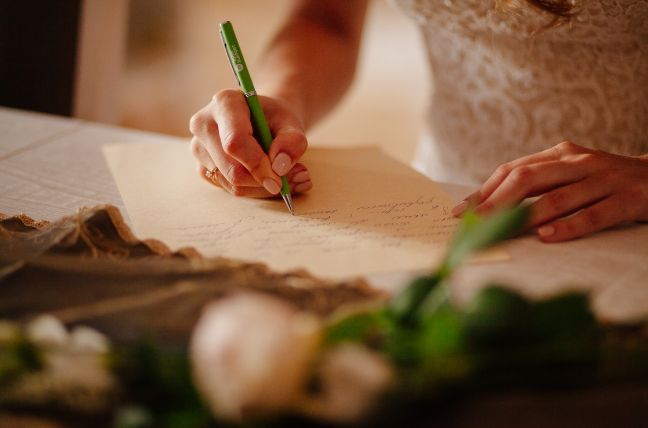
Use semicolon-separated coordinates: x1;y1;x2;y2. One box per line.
103;143;507;279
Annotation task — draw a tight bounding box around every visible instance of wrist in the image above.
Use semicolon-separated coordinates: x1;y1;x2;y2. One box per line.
269;88;308;129
257;73;309;130
256;90;307;132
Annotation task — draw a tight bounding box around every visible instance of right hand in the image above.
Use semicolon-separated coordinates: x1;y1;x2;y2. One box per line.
189;89;312;198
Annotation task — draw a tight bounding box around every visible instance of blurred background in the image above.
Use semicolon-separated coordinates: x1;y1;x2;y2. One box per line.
1;0;428;164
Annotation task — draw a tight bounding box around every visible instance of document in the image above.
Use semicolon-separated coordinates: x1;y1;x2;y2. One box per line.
103;143;507;279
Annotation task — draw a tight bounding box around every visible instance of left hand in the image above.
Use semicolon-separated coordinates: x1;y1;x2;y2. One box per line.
452;141;648;242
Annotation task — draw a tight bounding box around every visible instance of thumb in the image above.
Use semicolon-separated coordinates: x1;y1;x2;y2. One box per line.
268;125;308;177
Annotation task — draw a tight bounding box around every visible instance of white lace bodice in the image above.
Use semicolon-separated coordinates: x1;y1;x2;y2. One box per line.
391;0;648;185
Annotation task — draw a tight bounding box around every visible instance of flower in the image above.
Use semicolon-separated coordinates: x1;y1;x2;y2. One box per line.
0;315;115;412
69;326;110;354
300;343;393;422
25;315;68;348
190;293;322;421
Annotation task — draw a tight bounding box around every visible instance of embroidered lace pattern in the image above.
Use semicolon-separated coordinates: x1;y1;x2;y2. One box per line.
391;0;648;185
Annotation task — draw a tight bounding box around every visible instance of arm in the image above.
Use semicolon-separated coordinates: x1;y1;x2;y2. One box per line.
189;1;369;198
258;0;370;129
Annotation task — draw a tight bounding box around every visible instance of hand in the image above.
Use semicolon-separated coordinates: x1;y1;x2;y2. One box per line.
189;89;312;198
452;141;648;242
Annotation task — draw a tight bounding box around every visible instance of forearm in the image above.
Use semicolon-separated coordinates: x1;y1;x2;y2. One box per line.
256;0;369;130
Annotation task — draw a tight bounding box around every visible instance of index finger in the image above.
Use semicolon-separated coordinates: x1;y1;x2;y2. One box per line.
213;90;282;193
477;141;587;204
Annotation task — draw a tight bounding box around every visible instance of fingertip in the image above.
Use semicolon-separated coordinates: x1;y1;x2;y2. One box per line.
262;178;281;195
287;163;309;184
451;200;468;217
452;191;484;217
537;224;566;242
271;152;292;176
538;224;555;237
287;162;307;175
294;181;312;194
292;170;310;184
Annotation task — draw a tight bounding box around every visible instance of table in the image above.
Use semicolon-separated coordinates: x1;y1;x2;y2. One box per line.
1;106;647;323
2;107;648;425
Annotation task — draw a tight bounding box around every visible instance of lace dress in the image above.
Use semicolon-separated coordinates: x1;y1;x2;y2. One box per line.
391;0;648;185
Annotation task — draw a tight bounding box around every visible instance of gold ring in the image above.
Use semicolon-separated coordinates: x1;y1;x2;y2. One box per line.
205;167;218;180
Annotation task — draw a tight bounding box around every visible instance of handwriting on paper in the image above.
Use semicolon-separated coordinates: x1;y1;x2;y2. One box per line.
104;144;507;278
170;196;456;259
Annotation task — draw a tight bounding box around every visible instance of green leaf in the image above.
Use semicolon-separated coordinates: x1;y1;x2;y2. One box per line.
324;310;391;345
444;205;529;271
462;285;533;348
0;337;43;385
388;274;444;324
418;304;465;358
389;205;530;323
530;292;597;341
462;288;599;377
383;302;472;387
109;342;207;418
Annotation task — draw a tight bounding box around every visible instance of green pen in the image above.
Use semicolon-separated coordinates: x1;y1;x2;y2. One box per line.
219;20;294;215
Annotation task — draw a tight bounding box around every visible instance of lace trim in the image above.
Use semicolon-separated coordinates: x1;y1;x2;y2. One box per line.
390;0;648;184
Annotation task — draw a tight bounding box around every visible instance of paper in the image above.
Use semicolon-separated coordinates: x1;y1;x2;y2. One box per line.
103;143;507;279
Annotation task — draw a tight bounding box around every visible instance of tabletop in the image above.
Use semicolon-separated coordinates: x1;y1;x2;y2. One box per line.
1;107;647;324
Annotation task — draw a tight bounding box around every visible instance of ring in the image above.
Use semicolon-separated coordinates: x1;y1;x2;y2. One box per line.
205;167;218;180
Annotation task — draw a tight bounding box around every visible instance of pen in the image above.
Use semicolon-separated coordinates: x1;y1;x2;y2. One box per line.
219;20;294;215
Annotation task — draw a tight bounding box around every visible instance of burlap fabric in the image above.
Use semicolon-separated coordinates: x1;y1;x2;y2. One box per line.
0;205;381;347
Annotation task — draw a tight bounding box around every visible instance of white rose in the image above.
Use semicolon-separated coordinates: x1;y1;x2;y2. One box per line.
25;314;68;348
69;326;110;354
3;317;115;412
301;343;394;422
190;293;321;421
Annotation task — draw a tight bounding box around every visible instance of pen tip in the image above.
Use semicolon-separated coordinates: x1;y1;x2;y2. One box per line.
282;193;294;215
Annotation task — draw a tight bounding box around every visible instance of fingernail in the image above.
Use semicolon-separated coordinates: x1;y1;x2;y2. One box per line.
294;181;311;193
292;170;310;183
538;225;555;237
272;152;292;176
452;200;468;216
281;126;303;134
263;178;280;195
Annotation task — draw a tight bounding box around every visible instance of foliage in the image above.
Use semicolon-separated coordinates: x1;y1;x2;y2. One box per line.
389;205;529;323
109;342;212;428
0;336;43;386
325;206;602;392
2;205;646;426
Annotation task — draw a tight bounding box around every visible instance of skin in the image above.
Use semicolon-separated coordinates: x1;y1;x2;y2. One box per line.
189;1;369;198
452;141;648;242
189;0;648;242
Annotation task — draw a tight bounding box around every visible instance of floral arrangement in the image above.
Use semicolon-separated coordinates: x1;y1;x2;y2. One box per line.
1;206;647;427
